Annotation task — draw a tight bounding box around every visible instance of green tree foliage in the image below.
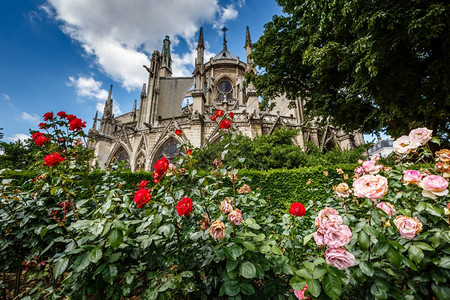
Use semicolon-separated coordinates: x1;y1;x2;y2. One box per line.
249;0;450;139
193;128;367;170
0;138;39;170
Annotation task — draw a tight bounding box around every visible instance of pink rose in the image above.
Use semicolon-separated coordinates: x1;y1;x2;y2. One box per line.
436;149;450;163
315;207;343;228
323;224;352;248
325;247;355;270
335;183;351;198
393;135;420;155
354;166;364;175
228;209;243;225
294;284;310;299
409;127;433;146
362;160;383;175
403;170;422;185
419;175;449;199
376;202;395;217
394;215;422;240
313;228;327;246
353;175;388;201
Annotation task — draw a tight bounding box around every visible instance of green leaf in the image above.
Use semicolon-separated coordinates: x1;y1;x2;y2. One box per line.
312;268;326;279
225;245;244;260
227;260;239;272
438;257;450;269
358;231;370;250
157;224;175;238
414;242;434;251
426;203;443;217
323;273;342;300
73;252;90;272
408;245;424;264
432;283;450;300
307;279;321;297
430;137;441;146
53;257;69;279
108;228;123;250
290;276;306;291
245;218;261;230
401;257;418;271
296;268;312;279
373;243;389;256
271;246;283;256
242;241;256;251
224;281;240;296
240;261;256;279
387;247;401;267
240;282;255;295
359;261;374;277
371;283;387;300
89;248;103;263
303;232;314;245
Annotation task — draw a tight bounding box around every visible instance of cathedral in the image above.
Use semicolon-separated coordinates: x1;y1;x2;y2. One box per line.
88;27;364;171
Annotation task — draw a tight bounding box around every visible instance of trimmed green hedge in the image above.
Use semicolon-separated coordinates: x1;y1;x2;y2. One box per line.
1;164;357;209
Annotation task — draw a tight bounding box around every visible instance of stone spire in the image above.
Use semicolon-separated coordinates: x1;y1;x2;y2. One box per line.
140;83;147;98
196;27;205;65
245;26;252;65
103;85;113;118
92;111;98;130
132;99;137;121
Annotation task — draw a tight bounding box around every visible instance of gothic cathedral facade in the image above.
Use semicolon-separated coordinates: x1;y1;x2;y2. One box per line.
88;27;364;171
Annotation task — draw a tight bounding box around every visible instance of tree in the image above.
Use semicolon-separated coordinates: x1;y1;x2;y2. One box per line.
249;0;450;139
0;138;39;170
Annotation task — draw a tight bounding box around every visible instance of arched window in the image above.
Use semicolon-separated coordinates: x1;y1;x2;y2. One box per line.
217;79;233;102
151;138;181;169
110;147;130;168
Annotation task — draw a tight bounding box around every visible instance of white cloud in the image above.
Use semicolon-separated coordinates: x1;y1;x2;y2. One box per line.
171;47;216;77
213;4;239;30
1;93;10;101
21;112;40;123
67;76;109;100
44;0;225;90
7;133;30;142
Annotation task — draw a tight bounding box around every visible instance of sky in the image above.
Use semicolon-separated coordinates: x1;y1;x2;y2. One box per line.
0;0;282;143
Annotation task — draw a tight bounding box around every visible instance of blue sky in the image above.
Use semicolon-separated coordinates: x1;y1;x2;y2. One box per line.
0;0;282;142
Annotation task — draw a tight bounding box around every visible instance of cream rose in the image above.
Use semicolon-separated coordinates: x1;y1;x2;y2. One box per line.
315;207;343;228
209;220;225;240
393;136;420;155
220;197;233;214
394;215;422;240
335;182;351;198
362;160;383;175
353;175;388;201
419;175;449;199
436;149;450;163
409;127;433;146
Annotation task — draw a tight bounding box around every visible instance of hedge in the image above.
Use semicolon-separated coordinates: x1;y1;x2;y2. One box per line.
1;164;357;209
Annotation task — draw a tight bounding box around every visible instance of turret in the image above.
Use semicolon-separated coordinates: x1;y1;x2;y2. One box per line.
160;36;172;77
92;111;98;130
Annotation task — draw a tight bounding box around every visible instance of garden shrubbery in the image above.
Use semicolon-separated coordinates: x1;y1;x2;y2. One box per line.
1;111;449;299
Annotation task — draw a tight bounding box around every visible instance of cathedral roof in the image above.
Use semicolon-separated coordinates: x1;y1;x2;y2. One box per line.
213;48;238;60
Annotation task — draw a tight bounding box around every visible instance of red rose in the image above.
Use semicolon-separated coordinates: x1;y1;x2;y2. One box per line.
69;118;86;131
152;172;161;183
176;197;193;217
35;135;50;147
219;118;232;129
210;115;217;121
229;112;234;118
39;122;47;129
289;202;306;217
175;129;182;136
154;156;169;173
43;153;65;167
187;148;192;156
32;132;44;140
215;110;224;117
43;112;53;121
57;111;67;119
66;114;77;121
139;180;149;188
133;188;151;208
